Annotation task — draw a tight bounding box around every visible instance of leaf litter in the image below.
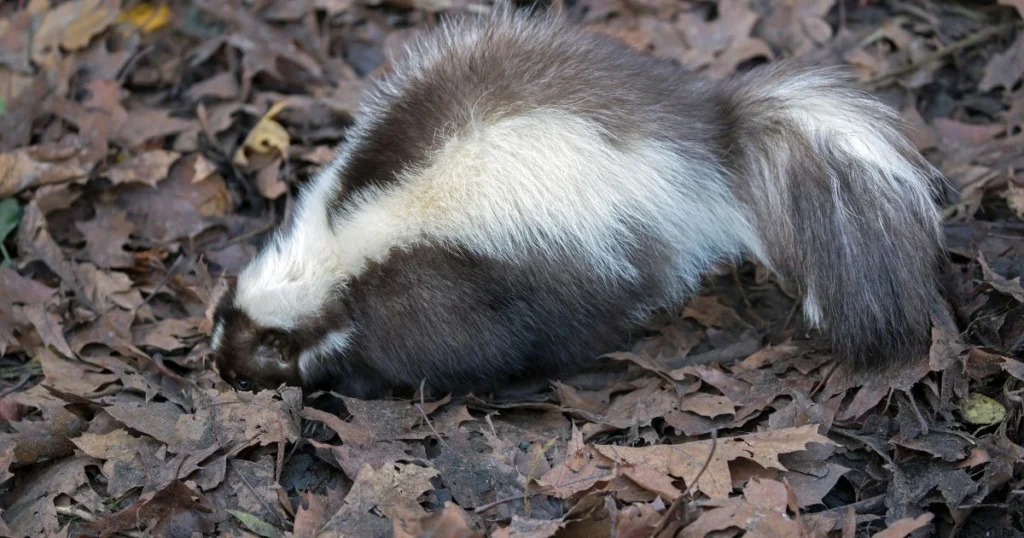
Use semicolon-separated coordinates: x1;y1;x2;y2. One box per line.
1;0;1024;536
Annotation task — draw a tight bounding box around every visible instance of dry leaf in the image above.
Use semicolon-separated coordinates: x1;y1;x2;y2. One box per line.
679;478;803;537
118;3;173;34
234;100;292;166
872;512;934;538
106;149;179;186
0;142;91;197
594;424;834;498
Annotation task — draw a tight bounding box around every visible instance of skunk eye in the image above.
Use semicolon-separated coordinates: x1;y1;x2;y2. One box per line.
236;379;251;390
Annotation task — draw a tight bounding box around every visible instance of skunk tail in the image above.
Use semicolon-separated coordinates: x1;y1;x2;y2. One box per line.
719;65;945;369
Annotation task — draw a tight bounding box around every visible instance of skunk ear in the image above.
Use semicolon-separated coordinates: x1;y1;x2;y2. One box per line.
258;330;297;366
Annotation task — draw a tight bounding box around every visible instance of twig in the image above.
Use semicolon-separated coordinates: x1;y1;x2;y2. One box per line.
128;253;189;319
473;491;551;514
809;361;838;398
54;506;147;538
415;379;449;449
649;429;719;536
686;429;717;499
863;22;1022;88
0;372;32;399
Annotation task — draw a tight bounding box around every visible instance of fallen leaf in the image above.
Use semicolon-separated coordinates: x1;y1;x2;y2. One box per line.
978;254;1024;303
234;100;292;166
393;502;483;538
594;424;834;499
71;428;164;497
0;142;92;197
113;107;193;149
33;0;120;69
321;462;439;535
932;118;1005;148
291;493;330;538
229;510;283;538
118;3;173;34
1002;181;1024;219
84;480;216;538
959;393;1006;425
678;392;735;418
872;512;934;538
491;516;565;538
680;478;803;537
23;303;75;358
106;149;180;186
75;205;135;269
113;154;231;243
756;0;835;56
254;156;288;199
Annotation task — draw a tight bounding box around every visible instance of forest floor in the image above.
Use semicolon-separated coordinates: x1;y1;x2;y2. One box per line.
1;0;1024;536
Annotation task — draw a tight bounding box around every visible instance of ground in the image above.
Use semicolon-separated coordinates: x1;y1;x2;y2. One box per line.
1;0;1023;536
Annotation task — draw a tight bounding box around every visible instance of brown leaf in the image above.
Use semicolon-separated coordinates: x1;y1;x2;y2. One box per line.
113;154;231;243
0;141;92;197
71;428;164;498
5;406;88;465
132;318;202;352
254;156;288;199
393;502;483;538
321;462;438;534
679;478;803;537
171;388;301;454
594;424;835;498
757;0;836;56
492;516;565;538
301;406;373;445
979;254;1024;303
194;0;323;95
0;267;55;305
678;392;735;418
16;201;94;311
980;34;1024;92
2;456;92;537
0;10;35;74
106;400;185;446
291;492;330;538
1002;180;1024;219
932;118;1005;148
74;263;143;312
871;512;934;538
23;303;75;359
38;347;117;395
85;480;215;538
998;0;1024;22
106;149;180;187
33;0;120;69
341;394;451;441
113;107;193;149
536;423;616;498
185;72;240;102
75;205;136;269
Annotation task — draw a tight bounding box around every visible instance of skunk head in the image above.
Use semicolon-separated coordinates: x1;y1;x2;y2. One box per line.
209;275;351;392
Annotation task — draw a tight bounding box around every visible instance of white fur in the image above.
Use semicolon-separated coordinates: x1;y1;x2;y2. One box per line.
210;321;225;352
753;72;940;227
234;108;765;334
298;330;354;381
741;71;942;329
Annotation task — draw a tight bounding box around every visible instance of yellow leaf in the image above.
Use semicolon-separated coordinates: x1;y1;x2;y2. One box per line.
233;101;292;166
118;3;172;33
960;393;1006;425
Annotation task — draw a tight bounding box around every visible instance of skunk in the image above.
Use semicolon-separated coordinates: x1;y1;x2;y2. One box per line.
210;5;945;398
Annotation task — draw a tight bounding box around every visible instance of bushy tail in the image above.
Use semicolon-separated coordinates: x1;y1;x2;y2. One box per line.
719;64;945;370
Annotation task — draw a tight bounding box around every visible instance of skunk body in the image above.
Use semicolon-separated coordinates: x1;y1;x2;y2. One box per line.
211;6;944;398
